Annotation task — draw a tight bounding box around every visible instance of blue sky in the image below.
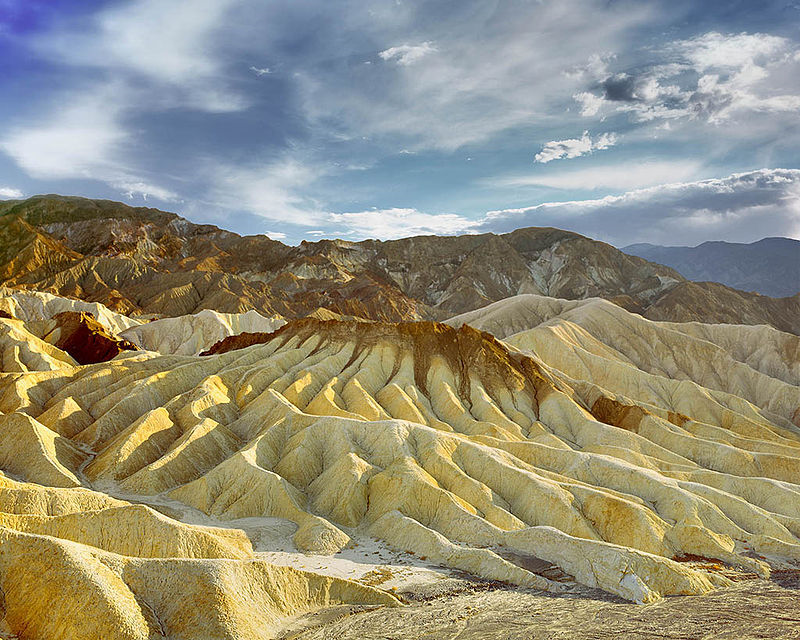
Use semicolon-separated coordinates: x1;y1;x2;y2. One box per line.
0;0;798;246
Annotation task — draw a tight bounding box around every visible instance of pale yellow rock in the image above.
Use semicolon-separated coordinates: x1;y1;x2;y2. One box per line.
120;308;285;355
0;297;799;637
0;412;86;487
0;317;77;372
0;503;253;559
0;527;398;640
0;287;142;334
0;472;126;515
36;396;93;437
447;294;800;428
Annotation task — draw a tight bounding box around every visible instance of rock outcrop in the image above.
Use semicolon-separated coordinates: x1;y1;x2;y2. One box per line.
0;473;398;640
36;311;139;365
120;308;285;355
0;314;78;372
0;286;142;334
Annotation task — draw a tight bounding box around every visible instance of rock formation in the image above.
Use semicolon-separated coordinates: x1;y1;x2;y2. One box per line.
0;313;77;372
33;311;139;365
0;286;142;334
119;308;285;355
0;297;798;639
0;474;398;640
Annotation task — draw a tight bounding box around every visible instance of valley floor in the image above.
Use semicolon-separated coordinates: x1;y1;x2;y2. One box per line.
288;576;800;640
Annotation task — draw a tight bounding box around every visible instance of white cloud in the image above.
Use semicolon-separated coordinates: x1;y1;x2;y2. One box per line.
290;168;800;244
37;0;243;111
534;131;617;163
477;169;800;246
0;84;177;203
249;66;272;76
300;0;656;150
576;31;800;126
379;42;437;66
680;32;789;71
496;159;703;191
206;155;324;226
0;187;23;199
270;168;800;245
1;0;246;199
0;87;126;180
112;180;179;202
573;91;604;117
327;208;475;240
264;230;287;240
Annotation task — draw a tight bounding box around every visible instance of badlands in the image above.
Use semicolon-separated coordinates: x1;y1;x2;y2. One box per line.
0;281;798;639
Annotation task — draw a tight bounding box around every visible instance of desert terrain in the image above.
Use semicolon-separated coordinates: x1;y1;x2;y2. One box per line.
0;270;798;638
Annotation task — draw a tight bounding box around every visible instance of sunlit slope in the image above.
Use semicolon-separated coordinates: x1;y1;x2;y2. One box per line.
119;308;286;355
447;294;800;424
1;315;798;624
0;287;142;334
0;288;287;357
0;474;397;640
0;315;78;372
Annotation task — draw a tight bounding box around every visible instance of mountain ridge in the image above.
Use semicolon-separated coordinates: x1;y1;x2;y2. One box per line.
623;237;800;297
2;194;798;334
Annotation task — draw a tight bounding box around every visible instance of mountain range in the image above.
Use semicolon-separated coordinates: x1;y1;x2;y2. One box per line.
623;237;800;298
1;194;798;334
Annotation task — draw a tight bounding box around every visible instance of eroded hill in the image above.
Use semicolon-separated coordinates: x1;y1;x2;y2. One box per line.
1;291;799;638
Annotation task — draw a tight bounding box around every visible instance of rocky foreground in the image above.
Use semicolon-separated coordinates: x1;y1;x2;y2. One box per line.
0;288;798;639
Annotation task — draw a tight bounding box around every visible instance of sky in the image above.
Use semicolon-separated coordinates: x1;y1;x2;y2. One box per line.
0;0;799;247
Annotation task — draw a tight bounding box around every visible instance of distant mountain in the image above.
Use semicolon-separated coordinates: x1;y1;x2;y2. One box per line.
1;194;798;334
623;237;800;298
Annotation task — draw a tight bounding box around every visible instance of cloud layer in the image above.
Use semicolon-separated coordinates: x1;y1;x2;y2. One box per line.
478;169;800;246
0;187;23;199
575;31;800;125
299;169;800;246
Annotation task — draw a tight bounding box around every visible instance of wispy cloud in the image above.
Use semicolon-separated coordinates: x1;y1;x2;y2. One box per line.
112;180;179;202
249;65;272;76
280;168;800;245
205;154;325;226
478;169;800;246
36;0;244;112
379;42;437;66
0;187;23;199
1;0;246;202
534;131;617;163
0;85;127;180
493;160;702;191
299;0;656;150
